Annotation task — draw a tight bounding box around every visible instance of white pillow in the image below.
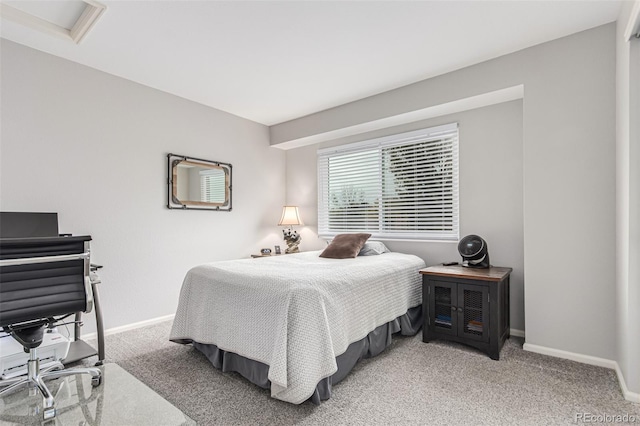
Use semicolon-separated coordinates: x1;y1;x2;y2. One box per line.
358;241;391;256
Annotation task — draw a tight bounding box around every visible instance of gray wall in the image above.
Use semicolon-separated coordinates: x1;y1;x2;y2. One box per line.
275;24;617;361
615;1;640;396
287;101;525;331
629;36;640;396
0;40;286;334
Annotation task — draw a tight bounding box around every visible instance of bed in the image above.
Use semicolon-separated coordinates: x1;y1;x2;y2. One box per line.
169;249;425;404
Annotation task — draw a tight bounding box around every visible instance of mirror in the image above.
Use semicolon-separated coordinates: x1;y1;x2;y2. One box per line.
167;154;232;211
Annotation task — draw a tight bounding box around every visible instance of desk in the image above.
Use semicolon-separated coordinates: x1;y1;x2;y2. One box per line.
0;364;194;425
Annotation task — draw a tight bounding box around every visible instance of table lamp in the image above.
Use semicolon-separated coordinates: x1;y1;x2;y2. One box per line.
278;206;303;253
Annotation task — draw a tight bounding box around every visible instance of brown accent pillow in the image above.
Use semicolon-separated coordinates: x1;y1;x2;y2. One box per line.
320;233;371;259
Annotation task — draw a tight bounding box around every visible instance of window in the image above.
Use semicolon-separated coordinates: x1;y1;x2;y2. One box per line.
317;123;459;241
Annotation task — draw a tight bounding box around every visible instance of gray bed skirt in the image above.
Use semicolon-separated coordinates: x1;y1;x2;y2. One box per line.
188;305;422;405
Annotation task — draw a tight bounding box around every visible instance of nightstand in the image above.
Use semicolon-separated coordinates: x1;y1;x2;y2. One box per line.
420;265;512;360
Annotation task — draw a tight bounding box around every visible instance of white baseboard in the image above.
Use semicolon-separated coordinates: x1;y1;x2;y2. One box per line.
614;363;640;403
510;328;525;338
523;343;617;369
523;342;640;403
82;314;175;341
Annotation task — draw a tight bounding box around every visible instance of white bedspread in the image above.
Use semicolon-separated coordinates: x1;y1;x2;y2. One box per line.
169;251;425;404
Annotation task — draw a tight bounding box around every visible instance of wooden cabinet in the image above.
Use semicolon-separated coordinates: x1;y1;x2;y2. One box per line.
420;265;511;360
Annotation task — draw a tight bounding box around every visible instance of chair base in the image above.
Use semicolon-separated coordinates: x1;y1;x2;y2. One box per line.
0;350;102;421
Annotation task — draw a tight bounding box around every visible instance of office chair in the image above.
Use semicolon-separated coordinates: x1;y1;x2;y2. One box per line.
0;236;102;421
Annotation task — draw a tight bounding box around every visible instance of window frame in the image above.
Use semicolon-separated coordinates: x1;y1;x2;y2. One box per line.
317;123;459;242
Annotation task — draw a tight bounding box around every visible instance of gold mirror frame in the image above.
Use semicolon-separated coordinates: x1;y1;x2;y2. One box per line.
167;153;232;211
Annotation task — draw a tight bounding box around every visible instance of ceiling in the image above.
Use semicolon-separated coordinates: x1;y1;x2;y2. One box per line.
0;1;622;126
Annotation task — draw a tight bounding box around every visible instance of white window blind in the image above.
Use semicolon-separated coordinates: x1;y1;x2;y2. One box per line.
317;123;459;241
200;169;226;203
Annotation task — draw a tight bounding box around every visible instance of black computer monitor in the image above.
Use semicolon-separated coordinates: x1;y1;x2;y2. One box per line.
0;212;59;238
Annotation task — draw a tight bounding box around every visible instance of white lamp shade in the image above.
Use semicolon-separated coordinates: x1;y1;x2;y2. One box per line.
278;206;303;226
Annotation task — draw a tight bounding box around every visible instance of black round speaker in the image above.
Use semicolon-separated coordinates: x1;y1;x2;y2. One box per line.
458;234;490;268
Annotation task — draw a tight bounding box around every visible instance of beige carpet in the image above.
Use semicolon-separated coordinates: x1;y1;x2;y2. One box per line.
90;321;639;425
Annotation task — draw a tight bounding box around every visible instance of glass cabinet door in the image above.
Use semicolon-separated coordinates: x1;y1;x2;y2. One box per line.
457;283;489;342
429;281;457;336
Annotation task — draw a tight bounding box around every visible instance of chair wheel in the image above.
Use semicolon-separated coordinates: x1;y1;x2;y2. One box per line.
91;375;102;387
43;406;56;420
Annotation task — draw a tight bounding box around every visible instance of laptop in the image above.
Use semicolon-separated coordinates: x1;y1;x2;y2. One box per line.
0;212;59;238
